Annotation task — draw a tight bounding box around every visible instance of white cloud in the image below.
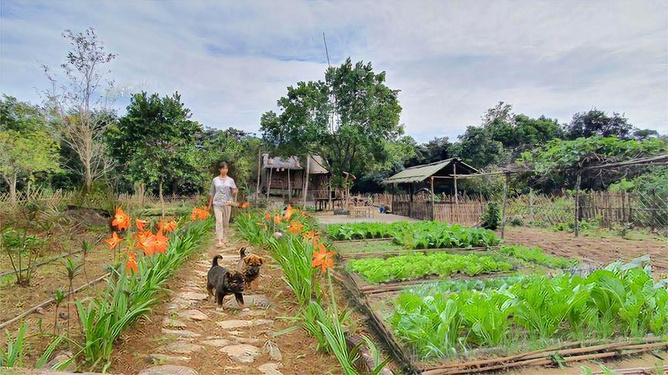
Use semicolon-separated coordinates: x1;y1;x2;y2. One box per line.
1;0;666;141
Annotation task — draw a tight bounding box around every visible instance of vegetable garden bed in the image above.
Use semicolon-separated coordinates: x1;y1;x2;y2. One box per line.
331;222;667;374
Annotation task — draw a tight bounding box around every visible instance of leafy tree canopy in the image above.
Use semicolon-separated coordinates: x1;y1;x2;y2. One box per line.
564;109;633;140
261;58;403;184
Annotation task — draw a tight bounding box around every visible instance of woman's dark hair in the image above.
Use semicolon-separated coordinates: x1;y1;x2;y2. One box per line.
217;162;229;170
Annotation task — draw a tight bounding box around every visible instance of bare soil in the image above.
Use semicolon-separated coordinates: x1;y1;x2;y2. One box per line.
502;227;668;277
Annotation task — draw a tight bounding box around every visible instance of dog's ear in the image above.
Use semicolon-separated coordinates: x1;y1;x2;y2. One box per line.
225;271;232;277
243;256;251;265
239;247;246;256
258;256;265;265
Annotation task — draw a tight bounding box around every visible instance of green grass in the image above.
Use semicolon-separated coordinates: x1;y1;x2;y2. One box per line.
347;252;514;284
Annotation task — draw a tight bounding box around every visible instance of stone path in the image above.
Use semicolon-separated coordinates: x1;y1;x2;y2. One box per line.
140;244;284;375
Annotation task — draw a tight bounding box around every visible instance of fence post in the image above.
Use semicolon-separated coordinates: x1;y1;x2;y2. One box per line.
501;173;509;239
574;172;581;237
430;176;435;221
529;188;534;224
255;149;262;205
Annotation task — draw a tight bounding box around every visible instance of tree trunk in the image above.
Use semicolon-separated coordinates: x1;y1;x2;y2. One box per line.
84;158;92;192
159;180;165;218
9;172;18;206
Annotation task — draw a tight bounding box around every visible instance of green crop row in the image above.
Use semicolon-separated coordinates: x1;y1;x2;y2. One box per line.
327;221;500;249
498;245;578;269
390;263;668;360
347;252;513;284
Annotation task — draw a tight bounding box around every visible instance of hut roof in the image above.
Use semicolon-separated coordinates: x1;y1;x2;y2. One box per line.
383;158;478;184
262;154;329;174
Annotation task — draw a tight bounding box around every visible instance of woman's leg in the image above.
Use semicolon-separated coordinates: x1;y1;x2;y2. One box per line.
213;206;224;244
221;206;232;242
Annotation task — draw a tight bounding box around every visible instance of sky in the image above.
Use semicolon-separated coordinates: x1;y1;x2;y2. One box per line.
1;0;667;142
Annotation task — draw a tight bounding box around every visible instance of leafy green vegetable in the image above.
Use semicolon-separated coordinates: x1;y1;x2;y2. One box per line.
348;252;513;284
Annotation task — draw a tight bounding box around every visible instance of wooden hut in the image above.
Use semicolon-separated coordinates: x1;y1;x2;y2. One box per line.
261;154;330;199
383;158;479;220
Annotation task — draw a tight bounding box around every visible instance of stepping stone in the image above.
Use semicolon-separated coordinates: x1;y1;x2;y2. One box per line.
146;353;190;363
139;365;198;375
163;318;188;329
217;319;274;329
164;341;203;354
168;299;195;310
201;339;230;347
224;294;271;309
263;341;282;361
178;309;208;321
258;363;284;375
162;329;201;338
232;337;262;345
220;344;262;363
237;309;266;318
179;292;208;301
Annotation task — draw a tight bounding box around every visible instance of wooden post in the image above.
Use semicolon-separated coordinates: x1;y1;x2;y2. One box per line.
574;172;581;237
430;176;435;221
453;164;459;206
529;188;534;224
287;167;292;200
266;166;273;200
255;149;262;205
501;173;509;239
408;183;413;219
303;154;311;208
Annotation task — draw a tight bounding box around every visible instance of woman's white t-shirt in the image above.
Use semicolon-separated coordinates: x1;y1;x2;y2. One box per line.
210;176;237;207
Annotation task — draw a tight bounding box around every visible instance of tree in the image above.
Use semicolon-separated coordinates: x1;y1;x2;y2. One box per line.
564;109;634;140
43;27;116;191
0;96;60;204
406;137;452;167
108;92;200;216
261;58;403;185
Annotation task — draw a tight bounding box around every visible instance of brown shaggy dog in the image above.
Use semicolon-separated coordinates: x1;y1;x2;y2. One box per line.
236;247;264;291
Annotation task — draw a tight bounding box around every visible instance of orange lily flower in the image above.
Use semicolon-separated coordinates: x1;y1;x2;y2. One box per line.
112;207;130;231
274;214;282;225
284;205;295;220
190;207;210;221
264;212;271;221
136;231;156;255
135;219;148;232
312;243;335;274
288;221;304;234
158;220;178;233
240;202;250;209
152;230;169;253
104;232;122;250
125;252;138;275
303;230;321;246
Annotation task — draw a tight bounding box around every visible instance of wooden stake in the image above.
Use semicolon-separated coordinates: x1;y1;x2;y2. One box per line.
287;167;292;199
574;172;581;237
430;176;435;221
255;149;261;205
303;154;311;208
501;173;509;239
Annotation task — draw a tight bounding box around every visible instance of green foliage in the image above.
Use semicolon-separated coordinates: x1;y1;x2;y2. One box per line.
348;252;513;284
481;202;500;230
0;227;47;285
72;218;212;369
108;92;201;195
564;109;634;140
327;221;501;249
261;58;404;183
0;321;28;367
390;262;668;360
498;245;578;269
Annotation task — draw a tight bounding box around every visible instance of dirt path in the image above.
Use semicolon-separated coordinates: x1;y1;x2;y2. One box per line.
110;230;340;375
502;227;668;276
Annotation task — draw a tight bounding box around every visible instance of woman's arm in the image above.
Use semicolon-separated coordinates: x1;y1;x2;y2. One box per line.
207;195;213;210
208;180;215;210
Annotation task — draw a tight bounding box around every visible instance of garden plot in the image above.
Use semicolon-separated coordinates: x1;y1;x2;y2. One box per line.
331;221;667;374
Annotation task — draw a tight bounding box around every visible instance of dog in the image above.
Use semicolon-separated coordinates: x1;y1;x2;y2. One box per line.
207;255;245;308
236;247;264;291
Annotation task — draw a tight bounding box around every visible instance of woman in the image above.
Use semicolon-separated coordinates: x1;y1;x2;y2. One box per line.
208;162;238;247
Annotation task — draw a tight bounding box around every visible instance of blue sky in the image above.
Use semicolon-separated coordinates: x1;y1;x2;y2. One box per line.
1;0;666;141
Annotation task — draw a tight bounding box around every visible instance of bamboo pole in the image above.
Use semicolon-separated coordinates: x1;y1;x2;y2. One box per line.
287;167;292;200
574;172;581;237
303;154;311;208
500;173;509;239
430;176;435;221
266;165;273;200
255;149;261;205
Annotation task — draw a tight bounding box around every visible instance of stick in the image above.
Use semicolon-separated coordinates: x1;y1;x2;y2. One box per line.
0;272;109;330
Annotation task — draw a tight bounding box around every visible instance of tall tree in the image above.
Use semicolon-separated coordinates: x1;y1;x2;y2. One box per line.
261;58;403;185
0;96;60;203
108;92;200;216
43;27;116;191
564;109;633;140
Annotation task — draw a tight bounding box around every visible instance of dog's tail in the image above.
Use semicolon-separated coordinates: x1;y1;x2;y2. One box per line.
211;255;223;267
239;247;247;259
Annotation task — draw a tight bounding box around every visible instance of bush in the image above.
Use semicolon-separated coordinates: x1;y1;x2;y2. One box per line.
481;202;500;230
